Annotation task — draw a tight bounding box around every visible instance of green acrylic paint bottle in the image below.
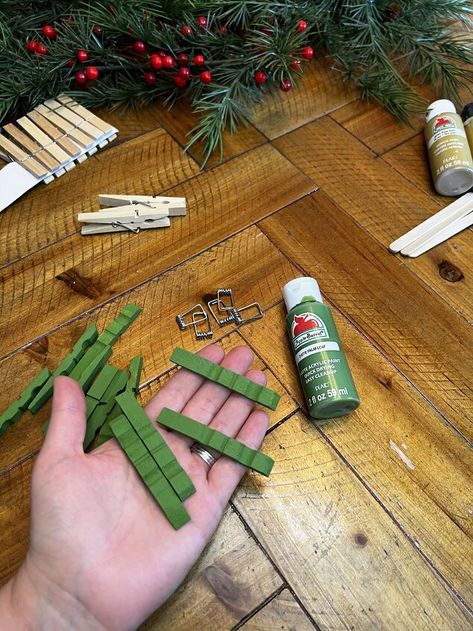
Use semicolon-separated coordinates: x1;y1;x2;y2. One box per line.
283;277;360;419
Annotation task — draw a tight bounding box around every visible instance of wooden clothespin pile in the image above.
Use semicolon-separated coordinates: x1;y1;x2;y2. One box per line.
389;192;473;257
0;95;118;212
77;194;187;235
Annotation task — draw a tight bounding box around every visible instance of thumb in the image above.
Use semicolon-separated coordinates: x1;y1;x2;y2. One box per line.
41;376;87;460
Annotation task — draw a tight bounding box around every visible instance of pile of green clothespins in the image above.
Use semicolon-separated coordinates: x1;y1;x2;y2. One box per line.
0;305;278;529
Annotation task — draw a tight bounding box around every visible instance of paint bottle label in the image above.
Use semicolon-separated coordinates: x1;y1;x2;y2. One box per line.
287;300;360;419
425;111;473;196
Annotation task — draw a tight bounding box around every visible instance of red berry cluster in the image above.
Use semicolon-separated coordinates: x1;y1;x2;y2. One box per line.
26;24;57;56
143;45;212;88
73;50;100;84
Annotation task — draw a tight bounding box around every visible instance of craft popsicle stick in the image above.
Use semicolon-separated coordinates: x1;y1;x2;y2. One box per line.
170;347;280;410
111;415;190;529
158;407;274;476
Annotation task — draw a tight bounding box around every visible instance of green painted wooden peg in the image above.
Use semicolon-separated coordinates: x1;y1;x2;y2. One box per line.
157;407;274;477
28;324;98;413
126;355;143;393
116;392;195;501
110;415;190;529
83;369;128;450
0;368;51;436
87;364;119;402
170;347;280;411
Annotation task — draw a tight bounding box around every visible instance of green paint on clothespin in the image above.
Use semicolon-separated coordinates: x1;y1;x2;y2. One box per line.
83;369;128;450
76;346;112;391
126;355;143;393
116;391;195;501
28;324;98;413
158;407;274;476
110;415;190;530
170;347;280;411
87;364;119;401
0;368;51;436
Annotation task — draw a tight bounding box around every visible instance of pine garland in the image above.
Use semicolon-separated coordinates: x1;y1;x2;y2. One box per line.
0;1;472;164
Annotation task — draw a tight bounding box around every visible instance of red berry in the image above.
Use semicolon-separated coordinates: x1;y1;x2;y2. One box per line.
177;53;189;65
66;58;74;68
200;70;212;84
75;71;87;84
180;25;192;37
36;44;48;55
42;25;57;39
93;25;103;35
27;40;38;53
193;54;205;66
219;25;227;34
197;16;207;28
301;46;314;60
280;79;292;92
296;20;308;32
150;53;163;70
134;40;146;54
178;66;191;79
161;55;174;68
254;70;267;85
144;71;157;85
175;76;187;88
290;60;302;71
158;50;166;57
260;27;271;36
77;49;89;62
85;65;99;80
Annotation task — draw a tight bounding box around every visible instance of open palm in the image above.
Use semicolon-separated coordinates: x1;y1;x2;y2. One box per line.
20;344;268;631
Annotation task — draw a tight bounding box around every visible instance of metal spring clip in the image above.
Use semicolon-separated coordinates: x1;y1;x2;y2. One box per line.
176;304;208;330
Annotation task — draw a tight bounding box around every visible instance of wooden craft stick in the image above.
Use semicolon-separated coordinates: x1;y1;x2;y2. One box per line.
116;391;195;501
0;135;49;178
3;124;61;172
405;212;473;257
158;407;274;476
27;110;82;158
17;115;73;166
111;415;191;529
170;347;281;410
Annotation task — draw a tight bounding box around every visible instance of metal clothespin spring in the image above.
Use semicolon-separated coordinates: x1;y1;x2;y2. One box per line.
111;220;140;234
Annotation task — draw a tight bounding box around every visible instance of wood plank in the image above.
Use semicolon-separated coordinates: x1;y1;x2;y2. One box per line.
0;145;314;358
0;128;200;268
239;589;314;631
246;58;358;139
257;194;473;440
92;103;163;145
140;508;282;630
151;98;266;168
241;302;473;601
331;97;421;155
234;411;472;629
273;117;473;322
0;226;299;471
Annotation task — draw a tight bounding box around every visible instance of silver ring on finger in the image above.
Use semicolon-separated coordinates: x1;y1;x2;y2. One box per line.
190;443;218;467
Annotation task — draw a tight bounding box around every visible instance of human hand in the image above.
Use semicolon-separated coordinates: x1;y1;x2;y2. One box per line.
0;344;269;631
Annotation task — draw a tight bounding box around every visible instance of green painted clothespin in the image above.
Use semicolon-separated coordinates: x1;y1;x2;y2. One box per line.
0;368;51;436
170;347;280;410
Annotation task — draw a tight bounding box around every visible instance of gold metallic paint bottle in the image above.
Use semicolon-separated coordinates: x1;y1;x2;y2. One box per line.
425;99;473;196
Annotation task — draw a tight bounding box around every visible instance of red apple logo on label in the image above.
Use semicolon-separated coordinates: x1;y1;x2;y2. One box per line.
434;116;454;129
293;313;319;336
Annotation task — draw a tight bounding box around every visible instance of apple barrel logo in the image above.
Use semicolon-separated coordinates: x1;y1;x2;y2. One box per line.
292;313;328;349
434;116;455;131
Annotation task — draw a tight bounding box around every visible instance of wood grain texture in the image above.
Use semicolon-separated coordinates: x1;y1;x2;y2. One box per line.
234;411;472;630
0;227;299;471
92;103;163;144
241;303;473;604
246;58;358;139
274;117;473;322
0;128;199;268
257;194;473;440
239;589;315;630
0;145;314;358
150;98;266;167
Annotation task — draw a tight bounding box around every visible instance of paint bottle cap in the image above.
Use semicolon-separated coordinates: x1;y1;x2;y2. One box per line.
283;277;323;311
461;103;473;123
425;99;456;123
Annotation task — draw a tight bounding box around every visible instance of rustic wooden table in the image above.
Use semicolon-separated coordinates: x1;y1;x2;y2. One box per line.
1;60;472;630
